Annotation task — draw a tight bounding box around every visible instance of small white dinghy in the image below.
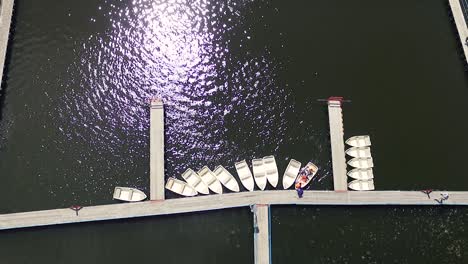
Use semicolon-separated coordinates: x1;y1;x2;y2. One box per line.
213;165;240;192
282;159;301;189
198;166;223;194
295;162;318;189
113;187;147;202
347;157;374;169
165;177;198;196
345;147;372;158
347;168;374;180
235;160;255;191
348;179;375;191
252;158;267;190
181;168;210;195
263;156;279;188
346;135;371;147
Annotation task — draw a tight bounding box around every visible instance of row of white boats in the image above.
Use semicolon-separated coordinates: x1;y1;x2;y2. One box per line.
165;155;299;197
345;135;375;191
112;136;376;202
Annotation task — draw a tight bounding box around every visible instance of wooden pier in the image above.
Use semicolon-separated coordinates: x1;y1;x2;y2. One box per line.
150;99;165;200
0;0;14;88
2;190;468;231
448;0;468;64
252;204;271;264
327;98;348;191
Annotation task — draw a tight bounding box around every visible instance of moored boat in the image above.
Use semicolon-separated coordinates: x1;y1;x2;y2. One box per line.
263;155;279;188
198;166;223;194
181;168;210;194
346;135;371;147
347;168;374;180
252;158;267;190
165;177;198;196
282;159;301;189
235;160;255;191
347;157;374;169
295;162;318;189
345;147;372;158
348;179;375;191
113;187;147;202
213;165;240;192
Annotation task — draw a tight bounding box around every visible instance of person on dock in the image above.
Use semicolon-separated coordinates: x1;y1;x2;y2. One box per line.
441;192;449;201
295;183;304;198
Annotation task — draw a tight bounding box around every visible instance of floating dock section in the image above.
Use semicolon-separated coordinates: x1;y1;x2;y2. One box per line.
0;0;14;88
150;99;165;200
2;190;468;230
252;204;271;264
327;98;348;191
448;0;468;64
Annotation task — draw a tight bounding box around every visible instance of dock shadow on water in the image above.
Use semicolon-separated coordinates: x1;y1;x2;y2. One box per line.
0;208;253;264
272;206;468;263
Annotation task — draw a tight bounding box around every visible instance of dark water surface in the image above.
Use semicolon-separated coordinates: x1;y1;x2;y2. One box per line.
0;0;467;263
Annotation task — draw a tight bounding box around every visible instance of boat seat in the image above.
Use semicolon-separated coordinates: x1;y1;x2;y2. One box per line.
113;188;121;198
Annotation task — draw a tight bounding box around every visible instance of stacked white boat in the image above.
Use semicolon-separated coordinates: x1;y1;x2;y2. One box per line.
165;155;310;197
345;135;375;191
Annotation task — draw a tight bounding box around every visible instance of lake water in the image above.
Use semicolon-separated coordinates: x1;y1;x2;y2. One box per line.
0;0;467;263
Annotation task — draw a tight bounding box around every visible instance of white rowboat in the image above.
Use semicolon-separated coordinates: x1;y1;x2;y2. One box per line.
295;162;319;189
198;166;223;194
113;187;147;202
345;147;372;158
282;159;301;189
235;160;255;191
348;179;375;191
181;168;210;195
165;177;198;196
347;168;374;180
252;158;267;190
213;166;240;192
263;156;279;188
346;135;371;147
347;157;374;169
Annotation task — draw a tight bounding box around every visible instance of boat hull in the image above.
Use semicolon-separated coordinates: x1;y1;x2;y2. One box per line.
295;162;318;189
346;135;371;147
235;160;255;191
283;159;301;189
348;179;375;191
347;168;374;180
165;177;198;196
113;187;147;202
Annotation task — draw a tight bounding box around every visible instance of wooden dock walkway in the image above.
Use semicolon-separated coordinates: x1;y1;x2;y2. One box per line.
327;98;348;191
150;99;165;200
0;0;14;89
448;0;468;64
2;190;468;230
252;204;271;264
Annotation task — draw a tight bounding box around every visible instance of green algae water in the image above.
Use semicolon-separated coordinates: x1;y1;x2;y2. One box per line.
0;0;467;263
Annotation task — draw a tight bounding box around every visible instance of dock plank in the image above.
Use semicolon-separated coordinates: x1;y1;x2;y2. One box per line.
253;204;271;264
328;100;348;191
150;100;165;200
448;0;468;64
1;190;468;230
0;0;14;89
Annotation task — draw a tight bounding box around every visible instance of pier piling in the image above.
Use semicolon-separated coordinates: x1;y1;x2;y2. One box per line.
252;204;271;264
327;98;348;191
150;99;165;200
0;0;14;89
448;0;468;64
